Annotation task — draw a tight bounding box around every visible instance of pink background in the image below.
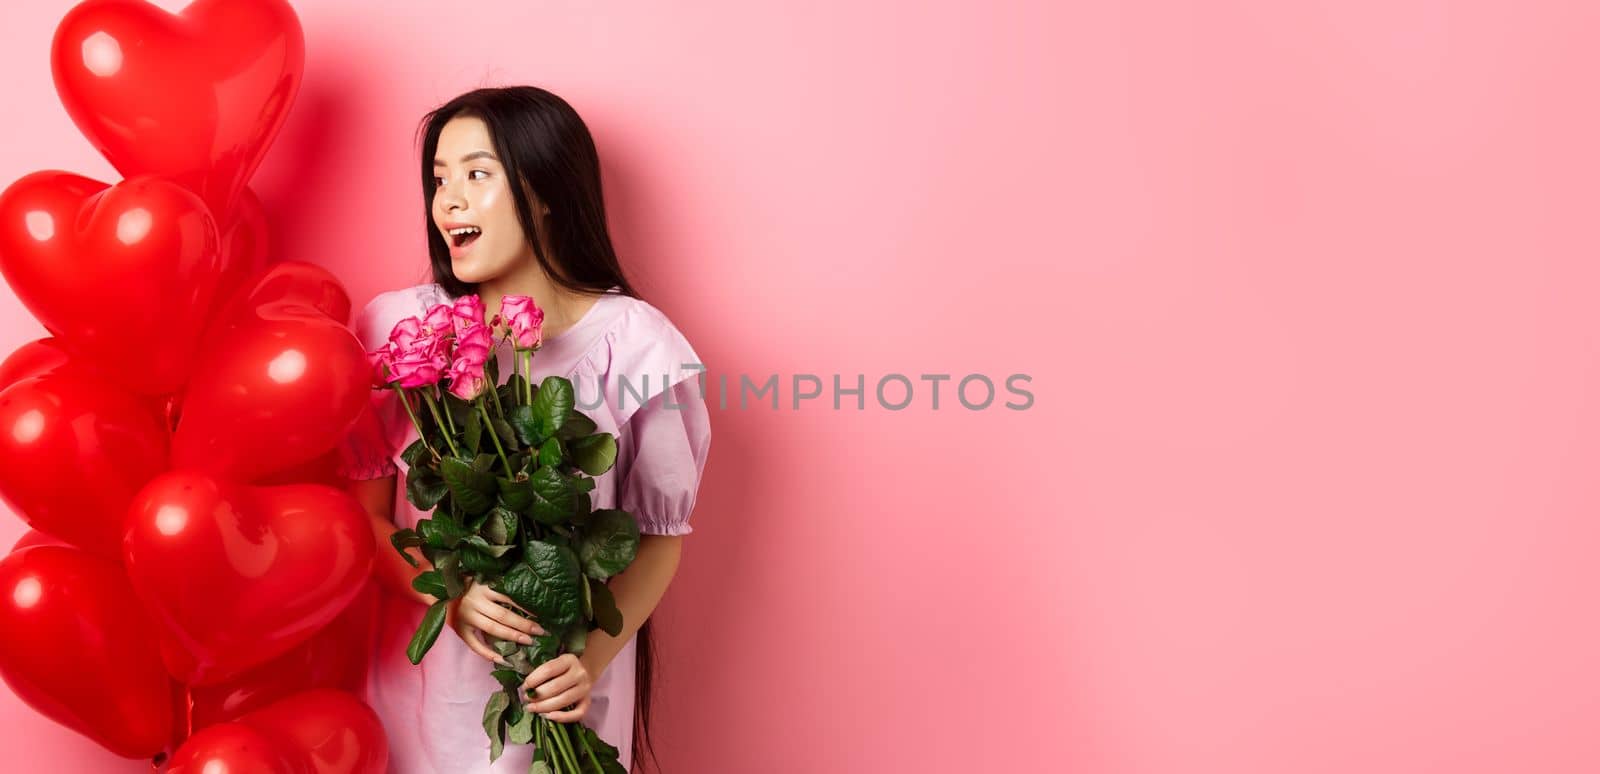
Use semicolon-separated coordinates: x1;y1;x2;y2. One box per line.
4;0;1600;771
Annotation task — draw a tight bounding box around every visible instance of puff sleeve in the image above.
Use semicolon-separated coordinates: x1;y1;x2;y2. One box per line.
615;373;712;536
334;296;401;481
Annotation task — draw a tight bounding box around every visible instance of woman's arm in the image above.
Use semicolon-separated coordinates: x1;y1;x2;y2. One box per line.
578;533;683;678
347;475;433;606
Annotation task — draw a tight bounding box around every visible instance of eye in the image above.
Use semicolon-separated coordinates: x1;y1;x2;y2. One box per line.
432;175;445;186
469;169;490;180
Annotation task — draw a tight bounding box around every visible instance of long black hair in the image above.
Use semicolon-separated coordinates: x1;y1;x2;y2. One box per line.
417;86;662;773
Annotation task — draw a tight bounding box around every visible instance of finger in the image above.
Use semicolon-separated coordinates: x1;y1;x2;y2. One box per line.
482;604;545;637
542;694;591;723
487;590;538;620
459;628;509;666
524;671;582;708
465;609;535;645
521;654;578;689
528;683;586;716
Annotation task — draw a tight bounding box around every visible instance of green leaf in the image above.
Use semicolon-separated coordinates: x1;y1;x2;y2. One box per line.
497;476;532;513
537;437;563;469
508;404;541;446
406;469;448;510
529;377;574;439
578;509;640;580
390;528;423;568
528;631;562;664
411;570;446;600
531;748;554;774
482;691;510;762
490;416;517;449
484;506;519;544
441;456;496;515
556;411;597;441
465;534;516;558
463;406;483;457
589;578;624;637
575;723;626;773
471;452;497;474
459;543;505;576
491;668;522;692
445;390;472;430
507;705;535;744
407;599;449;664
438;552;466;599
527;467;576;526
400;438;433;468
563;623;587;656
417;517;472;549
570;433;617;476
492;541;584;632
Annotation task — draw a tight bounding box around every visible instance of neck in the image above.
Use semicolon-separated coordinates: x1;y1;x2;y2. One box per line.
475;256;592;339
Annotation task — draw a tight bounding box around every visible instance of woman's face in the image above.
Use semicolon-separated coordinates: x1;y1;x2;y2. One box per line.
431;115;543;283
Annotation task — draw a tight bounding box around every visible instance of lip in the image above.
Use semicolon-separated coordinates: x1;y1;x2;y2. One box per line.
441;220;481;258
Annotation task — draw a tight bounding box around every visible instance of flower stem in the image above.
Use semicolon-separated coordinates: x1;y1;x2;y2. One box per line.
478;402;511;474
433;386;458;437
392;385;437;460
487;370;506;419
548;720;581;771
523;351;534;405
421;391;461;458
575;724;602;771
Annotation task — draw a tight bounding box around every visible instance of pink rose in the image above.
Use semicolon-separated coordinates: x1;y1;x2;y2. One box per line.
455;322;494;359
422;303;456;337
368;348;393;388
499;295;545;350
388;348;447;388
452;295;486;336
387;316;423;350
379;314;453;388
447;357;488;400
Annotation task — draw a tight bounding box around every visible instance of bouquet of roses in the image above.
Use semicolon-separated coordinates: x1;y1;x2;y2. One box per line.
372;293;637;773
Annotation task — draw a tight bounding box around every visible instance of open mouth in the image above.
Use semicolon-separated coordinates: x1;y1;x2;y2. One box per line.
447;226;482;249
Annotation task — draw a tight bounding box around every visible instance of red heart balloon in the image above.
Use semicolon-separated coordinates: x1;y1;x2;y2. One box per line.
209;186;273;323
168;689;388;774
0;369;170;558
0;338;72;390
166;722;295;773
123;471;374;685
1;338;175;432
51;0;305;223
189;578;378;729
204;261;355;347
0;171;223;396
10;530;68;553
0;545;172;759
172;286;368;483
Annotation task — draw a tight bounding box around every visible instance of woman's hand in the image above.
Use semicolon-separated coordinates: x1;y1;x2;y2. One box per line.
447;577;545;665
522;653;594;723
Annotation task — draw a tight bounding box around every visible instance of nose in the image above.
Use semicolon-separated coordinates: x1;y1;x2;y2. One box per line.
436;174;467;212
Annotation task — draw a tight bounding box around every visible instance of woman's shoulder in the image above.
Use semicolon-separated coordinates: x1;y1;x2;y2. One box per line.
351;283;449;349
596;293;703;370
579;292;706;423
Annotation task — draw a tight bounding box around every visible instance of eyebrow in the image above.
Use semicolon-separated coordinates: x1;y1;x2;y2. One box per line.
433;150;498;166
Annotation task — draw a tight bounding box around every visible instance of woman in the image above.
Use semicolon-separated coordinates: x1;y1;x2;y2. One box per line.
337;86;711;773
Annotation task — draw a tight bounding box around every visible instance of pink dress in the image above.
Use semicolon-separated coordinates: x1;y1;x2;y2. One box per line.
334;282;711;773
